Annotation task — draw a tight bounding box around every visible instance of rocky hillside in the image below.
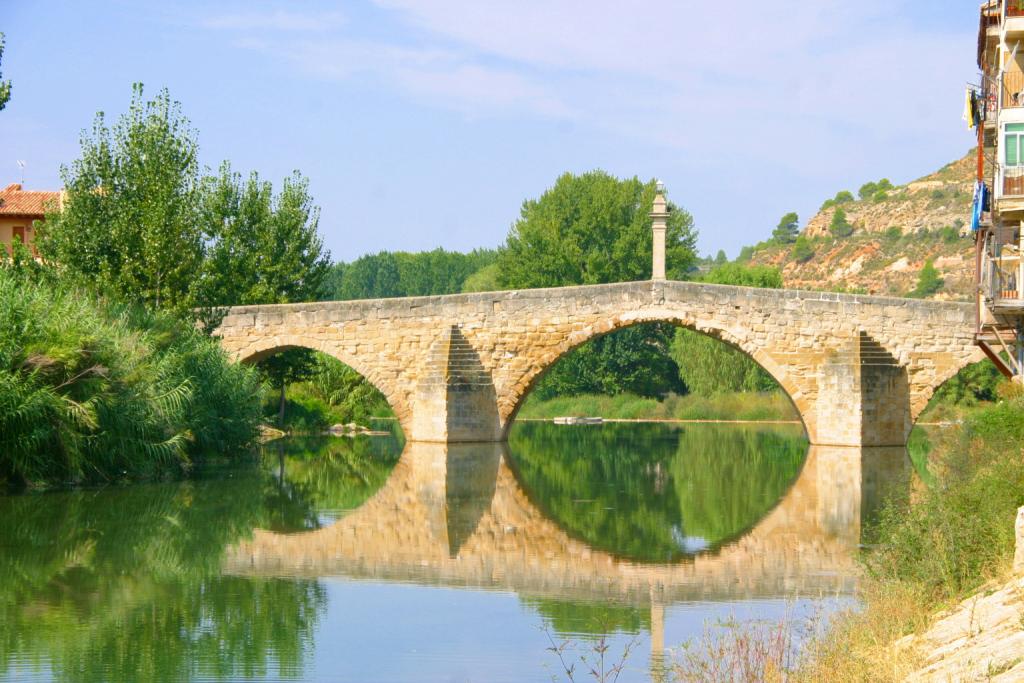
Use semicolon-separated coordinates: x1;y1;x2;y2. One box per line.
746;151;977;300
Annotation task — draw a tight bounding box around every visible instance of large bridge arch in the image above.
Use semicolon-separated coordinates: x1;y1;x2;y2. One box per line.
497;311;810;440
233;335;413;436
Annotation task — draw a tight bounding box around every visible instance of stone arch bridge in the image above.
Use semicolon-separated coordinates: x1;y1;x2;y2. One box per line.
214;280;982;446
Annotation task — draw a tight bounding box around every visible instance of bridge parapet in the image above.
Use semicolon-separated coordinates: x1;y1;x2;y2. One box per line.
215;281;982;446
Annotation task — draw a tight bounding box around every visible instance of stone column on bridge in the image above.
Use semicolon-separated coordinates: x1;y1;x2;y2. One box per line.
650;181;668;281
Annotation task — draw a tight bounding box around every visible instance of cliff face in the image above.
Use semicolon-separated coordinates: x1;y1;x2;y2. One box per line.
747;151;977;301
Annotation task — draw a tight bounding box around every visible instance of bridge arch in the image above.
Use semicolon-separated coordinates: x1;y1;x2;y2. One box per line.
908;356;1001;430
499;312;810;440
235;336;412;436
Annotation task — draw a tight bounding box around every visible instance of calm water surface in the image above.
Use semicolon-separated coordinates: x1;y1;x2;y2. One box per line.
0;422;910;682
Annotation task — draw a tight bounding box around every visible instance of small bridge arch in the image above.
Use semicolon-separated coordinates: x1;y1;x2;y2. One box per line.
234;335;414;436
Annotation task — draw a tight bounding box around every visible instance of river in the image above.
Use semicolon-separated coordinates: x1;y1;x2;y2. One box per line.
0;421;913;682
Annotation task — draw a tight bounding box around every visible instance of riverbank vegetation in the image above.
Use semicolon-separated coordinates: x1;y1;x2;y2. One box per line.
262;354;395;434
0;84;335;488
667;381;1024;681
793;388;1024;681
517;391;797;423
0;266;263;489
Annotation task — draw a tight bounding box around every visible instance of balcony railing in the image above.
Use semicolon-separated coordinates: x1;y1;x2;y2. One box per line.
1002;165;1024;196
981;226;1024;304
1005;70;1024;107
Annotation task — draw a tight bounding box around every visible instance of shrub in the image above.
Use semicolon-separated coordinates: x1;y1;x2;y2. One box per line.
0;268;263;488
791;235;814;262
938;225;960;244
829;208;854;237
820;190;854;211
908;259;943;298
884;226;903;241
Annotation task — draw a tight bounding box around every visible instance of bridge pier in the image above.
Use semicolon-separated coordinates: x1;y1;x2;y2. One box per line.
810;331;912;447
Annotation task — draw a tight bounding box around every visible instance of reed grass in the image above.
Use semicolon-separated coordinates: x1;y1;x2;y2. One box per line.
0;268;264;489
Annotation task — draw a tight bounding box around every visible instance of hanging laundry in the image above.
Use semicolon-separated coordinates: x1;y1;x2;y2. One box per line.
965;88;976;129
972;180;988;231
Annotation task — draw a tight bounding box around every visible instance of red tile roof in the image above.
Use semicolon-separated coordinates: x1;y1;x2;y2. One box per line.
0;183;63;217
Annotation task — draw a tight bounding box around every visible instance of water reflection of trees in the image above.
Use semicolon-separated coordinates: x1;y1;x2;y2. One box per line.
0;434;403;682
507;423;807;562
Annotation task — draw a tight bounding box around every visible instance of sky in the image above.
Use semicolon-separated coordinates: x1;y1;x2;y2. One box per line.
1;1;978;262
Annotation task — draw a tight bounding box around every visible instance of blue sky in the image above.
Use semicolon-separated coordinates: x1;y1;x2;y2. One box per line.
1;1;977;262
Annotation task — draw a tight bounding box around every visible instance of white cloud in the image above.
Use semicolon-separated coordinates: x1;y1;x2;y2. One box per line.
203;1;977;188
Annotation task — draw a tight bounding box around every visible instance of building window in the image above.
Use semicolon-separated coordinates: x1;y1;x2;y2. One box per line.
1006;123;1024;166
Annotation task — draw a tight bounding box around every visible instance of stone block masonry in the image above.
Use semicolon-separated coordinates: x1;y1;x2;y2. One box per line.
215;280;983;446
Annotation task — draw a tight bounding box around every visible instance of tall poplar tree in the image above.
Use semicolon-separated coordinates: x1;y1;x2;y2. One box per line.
39;84;204;314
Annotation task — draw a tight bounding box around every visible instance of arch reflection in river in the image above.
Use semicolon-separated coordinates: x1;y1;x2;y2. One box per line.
225;426;912;603
506;422;809;561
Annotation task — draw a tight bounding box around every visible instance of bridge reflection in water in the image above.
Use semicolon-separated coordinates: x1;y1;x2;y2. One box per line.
224;437;911;660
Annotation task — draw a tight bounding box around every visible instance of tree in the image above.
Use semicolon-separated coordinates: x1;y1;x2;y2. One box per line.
669;264;782;396
0;33;11;111
910;259;944;298
820;190;853;211
771;212;800;244
199;162;331;422
38;84;204;314
714;249;728;265
829;207;854;237
791;235;814;262
200;163;329;307
496;171;697;288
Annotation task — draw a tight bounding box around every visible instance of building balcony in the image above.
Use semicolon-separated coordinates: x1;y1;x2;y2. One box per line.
1004;71;1024;107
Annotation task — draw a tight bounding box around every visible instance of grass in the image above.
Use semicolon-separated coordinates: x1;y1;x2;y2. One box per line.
517;391;798;423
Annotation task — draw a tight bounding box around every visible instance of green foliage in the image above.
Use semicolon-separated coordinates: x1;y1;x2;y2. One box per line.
714;249;729;264
496;171;697;288
829;207;854;237
820;190;854;211
884;226;903;241
737;245;755;262
937;225;961;244
909;258;944;298
200;162;330;308
670;264;782;397
327;248;497;300
303;353;393;424
461;261;501;293
0;33;10;111
701;263;782;288
791;234;814;262
508;422;806;562
532;323;684;400
859;178;893;201
865;399;1024;601
0;268;263;488
771;212;800;244
38;84;204;315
